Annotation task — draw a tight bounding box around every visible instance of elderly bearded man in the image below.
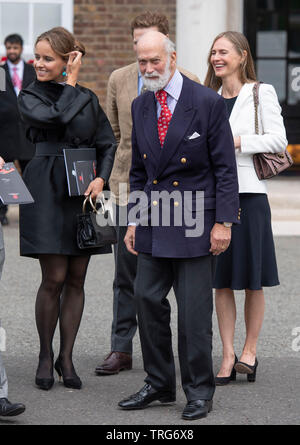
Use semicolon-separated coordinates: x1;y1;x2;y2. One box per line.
118;31;240;421
95;11;200;376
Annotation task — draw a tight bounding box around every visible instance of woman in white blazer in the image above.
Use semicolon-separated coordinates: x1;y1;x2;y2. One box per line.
205;32;288;385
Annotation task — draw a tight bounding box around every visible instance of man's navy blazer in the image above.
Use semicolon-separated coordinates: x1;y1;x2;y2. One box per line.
129;74;240;258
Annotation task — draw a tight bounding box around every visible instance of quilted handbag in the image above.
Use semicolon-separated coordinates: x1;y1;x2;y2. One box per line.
252;82;293;180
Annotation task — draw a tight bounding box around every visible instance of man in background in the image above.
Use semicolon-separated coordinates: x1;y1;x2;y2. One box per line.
95;11;200;376
0;153;26;418
0;34;35;225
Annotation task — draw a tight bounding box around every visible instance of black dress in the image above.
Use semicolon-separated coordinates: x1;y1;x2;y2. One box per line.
18;80;116;258
213;97;279;290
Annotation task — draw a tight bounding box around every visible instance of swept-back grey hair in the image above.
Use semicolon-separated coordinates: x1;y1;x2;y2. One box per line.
164;37;176;55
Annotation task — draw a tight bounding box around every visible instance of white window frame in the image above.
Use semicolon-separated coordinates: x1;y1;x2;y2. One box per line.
0;0;73;58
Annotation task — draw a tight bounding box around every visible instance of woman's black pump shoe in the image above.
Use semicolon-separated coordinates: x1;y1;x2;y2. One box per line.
235;358;258;382
35;376;54;390
215;355;238;386
35;357;54;390
54;359;82;390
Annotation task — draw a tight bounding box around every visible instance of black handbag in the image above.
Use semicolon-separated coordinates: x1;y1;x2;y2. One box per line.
77;195;117;249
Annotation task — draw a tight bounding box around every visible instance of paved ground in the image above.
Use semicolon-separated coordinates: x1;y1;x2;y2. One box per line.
0;177;299;425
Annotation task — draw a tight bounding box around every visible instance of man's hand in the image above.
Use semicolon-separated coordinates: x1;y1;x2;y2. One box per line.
234;136;241;150
209;223;232;256
0;157;5;169
124;225;138;256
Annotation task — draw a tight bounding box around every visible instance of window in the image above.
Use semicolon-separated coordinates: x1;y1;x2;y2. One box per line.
0;0;73;59
245;0;300;105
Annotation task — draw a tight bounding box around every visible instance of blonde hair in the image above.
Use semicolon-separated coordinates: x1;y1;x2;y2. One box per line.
35;27;85;61
204;31;257;91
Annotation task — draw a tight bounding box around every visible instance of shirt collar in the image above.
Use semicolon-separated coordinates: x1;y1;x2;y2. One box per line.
164;69;183;101
7;59;23;70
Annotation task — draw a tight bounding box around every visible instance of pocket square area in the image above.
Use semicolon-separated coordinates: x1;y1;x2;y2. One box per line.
188;132;201;140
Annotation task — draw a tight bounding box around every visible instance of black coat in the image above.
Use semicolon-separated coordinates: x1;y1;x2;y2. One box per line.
18;80;116;258
0;61;36;161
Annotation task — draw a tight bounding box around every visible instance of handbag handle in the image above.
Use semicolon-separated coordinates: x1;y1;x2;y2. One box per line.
82;194;107;215
253;82;261;135
83;194;98;214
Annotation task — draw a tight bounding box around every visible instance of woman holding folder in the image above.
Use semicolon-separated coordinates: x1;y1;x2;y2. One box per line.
18;27;116;390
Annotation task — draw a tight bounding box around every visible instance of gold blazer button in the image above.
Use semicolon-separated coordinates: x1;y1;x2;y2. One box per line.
153;180;158;185
173;181;179;187
181;157;187;164
143;154;147;159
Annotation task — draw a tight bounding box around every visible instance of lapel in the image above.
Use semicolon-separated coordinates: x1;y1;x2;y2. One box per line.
142;91;162;163
126;62;139;105
155;76;196;177
219;83;254;127
4;63;16;97
22;62;32;88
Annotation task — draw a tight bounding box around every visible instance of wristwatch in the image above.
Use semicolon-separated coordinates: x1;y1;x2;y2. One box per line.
220;222;232;228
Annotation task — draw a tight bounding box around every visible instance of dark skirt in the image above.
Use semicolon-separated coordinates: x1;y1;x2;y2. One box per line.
213;193;279;290
20;156;112;259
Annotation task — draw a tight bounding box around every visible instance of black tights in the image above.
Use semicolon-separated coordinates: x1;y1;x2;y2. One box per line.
35;254;90;379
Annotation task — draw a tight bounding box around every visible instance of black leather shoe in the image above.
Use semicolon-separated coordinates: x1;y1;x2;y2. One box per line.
0;398;26;417
182;399;213;420
118;384;176;410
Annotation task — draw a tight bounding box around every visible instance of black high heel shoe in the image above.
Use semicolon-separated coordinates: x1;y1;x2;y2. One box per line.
215;355;238;386
35;358;54;390
35;376;54;391
54;358;82;390
235;358;258;382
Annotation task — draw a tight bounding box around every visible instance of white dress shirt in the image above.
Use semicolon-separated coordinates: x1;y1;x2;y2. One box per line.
7;59;24;96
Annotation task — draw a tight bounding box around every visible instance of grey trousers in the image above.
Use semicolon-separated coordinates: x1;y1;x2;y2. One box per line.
111;205;138;354
0;352;8;398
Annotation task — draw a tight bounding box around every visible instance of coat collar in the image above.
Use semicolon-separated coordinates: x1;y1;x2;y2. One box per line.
3;63;15;95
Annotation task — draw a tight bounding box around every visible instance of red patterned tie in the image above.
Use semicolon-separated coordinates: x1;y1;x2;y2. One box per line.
155;90;172;147
12;67;22;92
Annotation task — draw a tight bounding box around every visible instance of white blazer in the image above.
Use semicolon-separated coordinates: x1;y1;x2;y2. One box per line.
218;83;288;194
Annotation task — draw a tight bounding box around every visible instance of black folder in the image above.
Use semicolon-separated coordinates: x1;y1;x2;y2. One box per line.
0;162;34;205
63;148;96;196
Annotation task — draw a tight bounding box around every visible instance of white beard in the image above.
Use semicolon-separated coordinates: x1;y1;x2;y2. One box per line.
141;59;172;92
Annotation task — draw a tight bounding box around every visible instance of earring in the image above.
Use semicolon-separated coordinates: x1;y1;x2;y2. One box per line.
62;68;67;77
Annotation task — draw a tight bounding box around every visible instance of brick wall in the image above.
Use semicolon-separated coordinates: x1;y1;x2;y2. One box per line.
74;0;176;108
